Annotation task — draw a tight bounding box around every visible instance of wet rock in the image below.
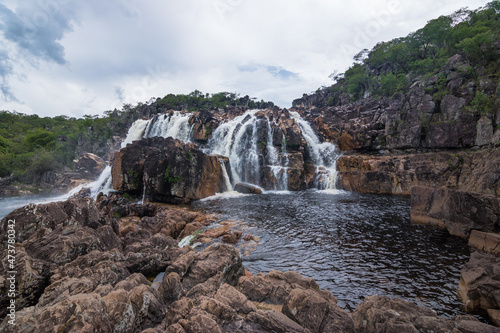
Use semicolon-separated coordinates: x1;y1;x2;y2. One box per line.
222;231;242;244
234;183;263;194
353;295;497;333
200;226;231;239
459;251;500;318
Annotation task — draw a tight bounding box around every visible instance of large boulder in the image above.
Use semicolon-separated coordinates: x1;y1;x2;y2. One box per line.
112;137;228;203
410;186;500;238
459;251;500;322
353;295;498;333
74;153;107;178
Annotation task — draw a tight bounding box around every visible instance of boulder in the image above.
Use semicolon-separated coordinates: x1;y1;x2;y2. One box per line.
353;295;498;333
112;137;227;203
469;230;500;256
74;153;107;178
459;251;500;319
234;183;263;194
411;186;500;238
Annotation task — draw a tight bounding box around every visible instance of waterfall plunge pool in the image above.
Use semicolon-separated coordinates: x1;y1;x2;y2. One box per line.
192;189;471;318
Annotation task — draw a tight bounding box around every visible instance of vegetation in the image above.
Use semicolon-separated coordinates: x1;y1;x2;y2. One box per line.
156;90;275;110
0;111;112;180
327;1;500;104
164;166;182;185
0;91;274;183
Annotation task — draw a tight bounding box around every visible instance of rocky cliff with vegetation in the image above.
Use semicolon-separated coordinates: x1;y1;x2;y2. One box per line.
291;2;500;324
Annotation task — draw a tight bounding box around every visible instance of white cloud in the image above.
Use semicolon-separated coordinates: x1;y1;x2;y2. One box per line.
0;0;491;117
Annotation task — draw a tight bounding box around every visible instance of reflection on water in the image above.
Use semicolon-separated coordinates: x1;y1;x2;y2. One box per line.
193;190;470;317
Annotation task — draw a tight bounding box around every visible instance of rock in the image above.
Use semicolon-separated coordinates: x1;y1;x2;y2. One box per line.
200;226;231;239
411;186;500;238
112;137;227;203
238;270;325;305
469;230;500;256
459;251;500;318
180;243;244;294
74;153;107;178
353;295;498;333
222;231;242;244
234;183;263;194
283;288;355;333
1;197;105;243
477;116;494;147
0;247;51;318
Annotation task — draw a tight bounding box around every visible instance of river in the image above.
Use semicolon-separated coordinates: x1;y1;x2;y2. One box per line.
192;189;471;318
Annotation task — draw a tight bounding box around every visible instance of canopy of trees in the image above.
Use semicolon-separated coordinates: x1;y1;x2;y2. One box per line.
329;1;500;102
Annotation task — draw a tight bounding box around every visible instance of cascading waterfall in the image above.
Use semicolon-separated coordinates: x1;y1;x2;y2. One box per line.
207;110;261;187
264;118;288;191
86;112;192;197
81;119;150;197
82;109;338;198
143;112;193;142
290;111;338;190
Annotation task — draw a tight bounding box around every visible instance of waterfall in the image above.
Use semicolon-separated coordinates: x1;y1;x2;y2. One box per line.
86;112;193;197
220;160;232;192
143;112;193;142
207;110;261;186
82;108;338;199
290;111;338;190
280;134;289;190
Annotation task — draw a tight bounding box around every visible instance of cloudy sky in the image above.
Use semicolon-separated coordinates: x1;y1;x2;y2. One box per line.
0;0;490;118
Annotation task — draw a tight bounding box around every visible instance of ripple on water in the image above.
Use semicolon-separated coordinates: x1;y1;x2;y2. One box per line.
192;190;471;317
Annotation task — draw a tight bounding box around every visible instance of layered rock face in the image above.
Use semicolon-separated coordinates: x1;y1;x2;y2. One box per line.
294;55;498;152
112;137;228;204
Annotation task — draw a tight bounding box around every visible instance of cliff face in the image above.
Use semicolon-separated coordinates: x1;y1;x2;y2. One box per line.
294;55;499;152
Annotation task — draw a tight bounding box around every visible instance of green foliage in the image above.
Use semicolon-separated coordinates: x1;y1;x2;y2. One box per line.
471;91;495;115
164;167;182;185
156;91;275;110
376;73;408;97
329;1;500;101
126;169;140;189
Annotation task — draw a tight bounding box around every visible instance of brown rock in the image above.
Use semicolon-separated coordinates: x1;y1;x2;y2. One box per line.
201;226;231;239
353;295;498;333
469;230;500;256
283;288;355;333
183;222;204;237
222;231;242;244
459;251;500;316
181;243;244;293
411;186;500;238
234;182;263;194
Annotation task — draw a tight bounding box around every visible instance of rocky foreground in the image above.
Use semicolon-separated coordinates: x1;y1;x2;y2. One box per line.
0;192;499;333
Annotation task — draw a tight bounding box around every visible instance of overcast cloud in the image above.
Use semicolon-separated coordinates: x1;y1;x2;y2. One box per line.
0;0;491;117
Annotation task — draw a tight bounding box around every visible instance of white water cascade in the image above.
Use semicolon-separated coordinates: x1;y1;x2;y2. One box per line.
79;109;338;198
82;112;192;197
290;111;338;190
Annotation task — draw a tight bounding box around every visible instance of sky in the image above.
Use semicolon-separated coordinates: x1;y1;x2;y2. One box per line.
0;0;491;118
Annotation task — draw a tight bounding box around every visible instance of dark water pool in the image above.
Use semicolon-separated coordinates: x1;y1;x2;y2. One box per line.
192;190;471;317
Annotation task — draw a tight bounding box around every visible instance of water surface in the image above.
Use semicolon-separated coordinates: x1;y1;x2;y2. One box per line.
193;190;470;317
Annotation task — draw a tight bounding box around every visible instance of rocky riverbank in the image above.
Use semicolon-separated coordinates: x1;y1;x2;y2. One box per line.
1;193;500;332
